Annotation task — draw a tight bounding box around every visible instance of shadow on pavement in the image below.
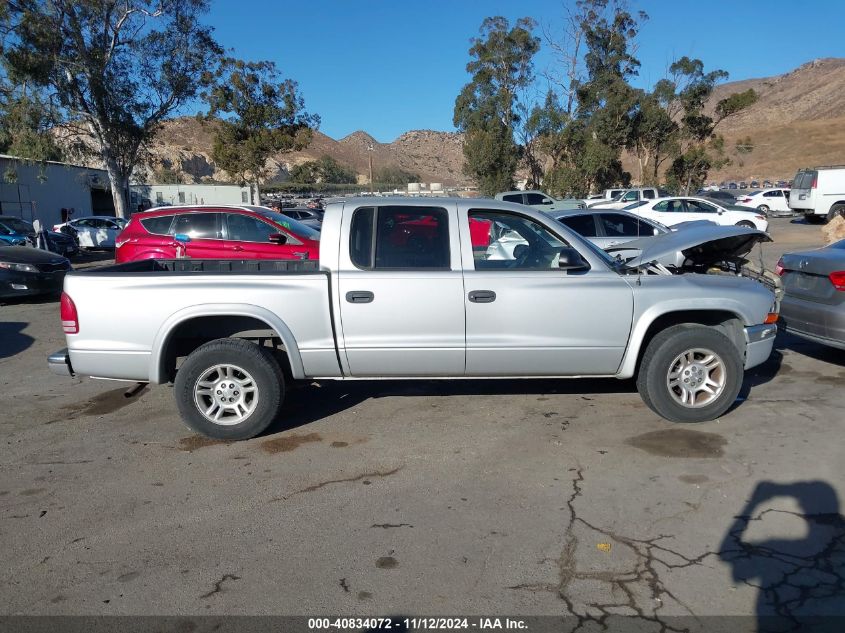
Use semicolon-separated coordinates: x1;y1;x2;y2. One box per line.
720;481;845;631
0;321;34;359
266;376;632;435
776;330;845;367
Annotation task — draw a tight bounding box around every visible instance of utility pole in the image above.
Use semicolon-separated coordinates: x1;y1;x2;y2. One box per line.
367;143;374;193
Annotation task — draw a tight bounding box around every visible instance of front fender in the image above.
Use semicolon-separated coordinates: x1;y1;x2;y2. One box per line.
150;303;305;383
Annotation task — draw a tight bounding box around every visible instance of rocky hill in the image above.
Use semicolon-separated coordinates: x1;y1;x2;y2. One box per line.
140;119;468;186
66;58;845;188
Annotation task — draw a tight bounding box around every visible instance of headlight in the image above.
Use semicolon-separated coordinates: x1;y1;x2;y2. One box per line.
0;261;39;273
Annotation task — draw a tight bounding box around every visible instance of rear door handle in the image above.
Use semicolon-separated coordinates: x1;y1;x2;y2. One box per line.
346;291;374;304
468;290;496;303
232;245;244;251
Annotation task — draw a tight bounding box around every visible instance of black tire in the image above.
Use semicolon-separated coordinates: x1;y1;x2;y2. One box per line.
828;204;845;223
174;338;285;440
636;324;743;423
757;204;769;214
735;221;755;228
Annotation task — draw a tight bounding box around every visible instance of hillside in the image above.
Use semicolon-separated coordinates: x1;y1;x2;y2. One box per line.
141;119;468;187
66;58;845;188
623;58;845;183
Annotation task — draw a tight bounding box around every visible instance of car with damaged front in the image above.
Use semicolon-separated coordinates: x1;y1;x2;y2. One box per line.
49;198;779;440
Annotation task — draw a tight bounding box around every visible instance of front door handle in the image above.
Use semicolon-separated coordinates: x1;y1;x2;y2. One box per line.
346;291;374;304
468;290;496;303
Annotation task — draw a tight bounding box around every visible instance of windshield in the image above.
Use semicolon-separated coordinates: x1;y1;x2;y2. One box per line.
0;217;33;233
622;200;649;210
252;209;321;240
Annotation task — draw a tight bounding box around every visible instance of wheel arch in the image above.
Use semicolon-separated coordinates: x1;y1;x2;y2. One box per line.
150;304;305;384
618;308;745;379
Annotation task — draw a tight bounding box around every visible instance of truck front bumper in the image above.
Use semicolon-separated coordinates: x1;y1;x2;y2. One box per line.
744;324;777;369
48;348;75;377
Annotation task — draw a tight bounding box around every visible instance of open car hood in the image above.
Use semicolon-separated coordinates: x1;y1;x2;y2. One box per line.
606;225;771;270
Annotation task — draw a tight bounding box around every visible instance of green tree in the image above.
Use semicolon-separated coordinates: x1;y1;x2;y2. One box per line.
374;165;419;186
661;57;758;193
207;59;318;202
0;90;64;163
453;16;540;195
2;0;223;217
289;155;355;184
541;1;645;195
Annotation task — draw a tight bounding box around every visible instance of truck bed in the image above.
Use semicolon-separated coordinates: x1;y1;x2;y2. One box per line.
63;258;339;383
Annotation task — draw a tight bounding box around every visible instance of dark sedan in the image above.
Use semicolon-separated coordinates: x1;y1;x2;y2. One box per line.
778;240;845;350
0;246;72;299
0;216;79;258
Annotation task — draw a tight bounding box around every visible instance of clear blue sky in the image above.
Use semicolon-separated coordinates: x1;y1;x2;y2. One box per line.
204;0;845;142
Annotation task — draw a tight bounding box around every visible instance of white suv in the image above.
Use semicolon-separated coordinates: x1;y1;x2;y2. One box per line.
788;166;845;224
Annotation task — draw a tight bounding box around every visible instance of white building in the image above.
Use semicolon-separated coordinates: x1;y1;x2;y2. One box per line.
129;183;251;212
0;154;112;227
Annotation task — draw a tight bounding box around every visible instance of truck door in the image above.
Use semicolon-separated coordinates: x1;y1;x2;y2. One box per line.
460;208;633;376
337;203;466;376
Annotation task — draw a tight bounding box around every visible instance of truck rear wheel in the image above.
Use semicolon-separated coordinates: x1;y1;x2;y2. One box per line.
636;325;743;423
174;338;285;440
828;204;845;223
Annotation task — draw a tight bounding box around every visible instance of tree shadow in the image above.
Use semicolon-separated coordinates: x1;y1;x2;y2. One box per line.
264;376;631;436
0;321;34;359
720;481;845;632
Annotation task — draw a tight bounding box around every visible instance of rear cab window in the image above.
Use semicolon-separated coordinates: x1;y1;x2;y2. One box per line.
349;206;450;270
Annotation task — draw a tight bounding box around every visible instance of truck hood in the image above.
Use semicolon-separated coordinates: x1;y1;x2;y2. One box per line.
606;225;771;270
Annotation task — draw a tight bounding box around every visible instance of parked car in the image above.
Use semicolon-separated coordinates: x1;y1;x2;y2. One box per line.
0;215;78;257
788;166;845;224
739;182;748;189
735;188;793;217
626;197;769;231
114;205;321;263
750;180;760;189
552;210;771;272
587;187;672;210
50;197;778;439
777;240;845;350
776;180;788;188
279;207;323;230
702;190;738;204
763;180;773;188
495;190;585;211
53;216;127;249
728;182;738;190
0;246;72;299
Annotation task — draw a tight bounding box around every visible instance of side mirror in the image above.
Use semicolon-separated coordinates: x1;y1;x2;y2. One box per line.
557;247;589;271
174;233;191;244
269;232;288;245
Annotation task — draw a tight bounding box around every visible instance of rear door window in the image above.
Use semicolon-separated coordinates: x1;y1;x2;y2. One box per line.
558;214;598;237
172;213;223;239
600;213;653;237
525;193;552;205
502;194;523;204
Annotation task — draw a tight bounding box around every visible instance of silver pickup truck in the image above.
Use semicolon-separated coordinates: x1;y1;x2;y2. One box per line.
49;198;778;440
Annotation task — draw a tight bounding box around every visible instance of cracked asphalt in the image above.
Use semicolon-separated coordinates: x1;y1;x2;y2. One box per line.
1;218;843;627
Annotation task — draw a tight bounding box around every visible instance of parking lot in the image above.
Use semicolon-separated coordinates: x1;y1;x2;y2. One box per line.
1;217;843;625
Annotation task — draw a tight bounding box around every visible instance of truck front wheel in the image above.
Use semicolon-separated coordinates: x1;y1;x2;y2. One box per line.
174;338;285;440
636;325;743;423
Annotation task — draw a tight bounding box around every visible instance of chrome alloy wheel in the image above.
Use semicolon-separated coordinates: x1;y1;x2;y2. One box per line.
665;348;726;408
193;364;259;425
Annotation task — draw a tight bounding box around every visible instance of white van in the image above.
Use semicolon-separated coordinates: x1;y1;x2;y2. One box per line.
788;166;845;223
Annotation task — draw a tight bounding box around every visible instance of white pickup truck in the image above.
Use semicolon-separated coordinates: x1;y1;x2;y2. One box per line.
49;198;778;440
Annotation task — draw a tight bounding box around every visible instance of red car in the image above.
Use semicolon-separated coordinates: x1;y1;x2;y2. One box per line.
115;206;321;263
